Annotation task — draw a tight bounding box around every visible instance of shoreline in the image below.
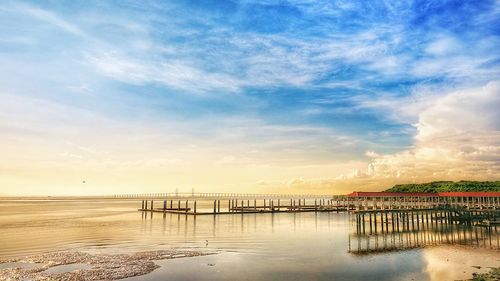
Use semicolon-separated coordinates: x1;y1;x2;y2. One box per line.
0;249;216;280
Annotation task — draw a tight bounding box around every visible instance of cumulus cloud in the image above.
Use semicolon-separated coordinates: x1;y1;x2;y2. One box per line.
351;81;500;182
267;81;500;194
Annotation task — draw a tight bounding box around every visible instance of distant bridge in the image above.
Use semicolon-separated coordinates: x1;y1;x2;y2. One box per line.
110;192;341;200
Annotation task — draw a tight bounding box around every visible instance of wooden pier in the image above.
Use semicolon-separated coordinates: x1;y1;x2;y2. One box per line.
139;197;349;215
135;191;500;216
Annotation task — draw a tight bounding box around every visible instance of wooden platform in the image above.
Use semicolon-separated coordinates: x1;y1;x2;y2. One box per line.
139;205;348;215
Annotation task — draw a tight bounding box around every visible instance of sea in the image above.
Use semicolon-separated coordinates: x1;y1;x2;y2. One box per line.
0;199;498;281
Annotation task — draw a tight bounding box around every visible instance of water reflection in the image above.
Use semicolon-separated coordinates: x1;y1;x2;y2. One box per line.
349;210;499;255
2;200;499;281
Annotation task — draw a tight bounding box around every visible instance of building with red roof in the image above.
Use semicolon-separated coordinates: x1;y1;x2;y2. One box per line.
346;191;499;210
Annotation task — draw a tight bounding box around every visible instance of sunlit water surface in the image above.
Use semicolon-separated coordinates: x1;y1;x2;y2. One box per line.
0;199;498;281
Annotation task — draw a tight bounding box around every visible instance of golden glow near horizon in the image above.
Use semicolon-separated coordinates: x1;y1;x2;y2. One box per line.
2;82;499;196
1;3;499;196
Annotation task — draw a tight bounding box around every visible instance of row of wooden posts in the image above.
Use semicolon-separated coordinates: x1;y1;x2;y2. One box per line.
354;209;499;236
349;213;499;254
139;196;500;215
140;198;346;215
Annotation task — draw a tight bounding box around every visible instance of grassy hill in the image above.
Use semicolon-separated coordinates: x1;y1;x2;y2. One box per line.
384;181;500;193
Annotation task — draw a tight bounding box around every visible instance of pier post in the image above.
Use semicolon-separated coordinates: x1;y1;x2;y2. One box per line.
385;212;388;233
213;200;217;213
369;213;373;233
185;200;188;213
163;200;166;211
406;212;410;230
170;200;173;209
218;200;221;213
356;214;360;233
362;214;366;234
396;212;400;232
141;200;144;210
194;201;197;214
178;200;180;210
151;200;154;210
145;200;148;210
411;212;415;230
416;212;420;230
391;212;395;232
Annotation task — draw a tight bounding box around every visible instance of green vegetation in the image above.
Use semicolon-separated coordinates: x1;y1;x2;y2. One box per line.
384;181;500;193
470;267;500;281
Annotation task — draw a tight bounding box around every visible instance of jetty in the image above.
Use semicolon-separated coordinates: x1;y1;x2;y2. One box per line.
131;191;500;216
136;194;349;215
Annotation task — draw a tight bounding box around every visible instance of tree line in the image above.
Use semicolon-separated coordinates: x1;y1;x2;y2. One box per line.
384;181;500;193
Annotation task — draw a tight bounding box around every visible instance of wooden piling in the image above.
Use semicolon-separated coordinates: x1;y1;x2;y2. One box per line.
369;213;373;233
391;211;395;232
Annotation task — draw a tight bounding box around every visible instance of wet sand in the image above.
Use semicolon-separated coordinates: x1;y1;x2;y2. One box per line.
0;249;214;280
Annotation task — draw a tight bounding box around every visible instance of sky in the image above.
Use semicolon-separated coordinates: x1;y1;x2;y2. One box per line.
0;0;499;196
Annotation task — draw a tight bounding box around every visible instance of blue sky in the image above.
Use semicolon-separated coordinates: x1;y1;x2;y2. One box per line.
0;0;499;195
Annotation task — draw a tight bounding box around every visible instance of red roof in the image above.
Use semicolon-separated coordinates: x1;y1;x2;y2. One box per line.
347;192;437;197
437;192;500;197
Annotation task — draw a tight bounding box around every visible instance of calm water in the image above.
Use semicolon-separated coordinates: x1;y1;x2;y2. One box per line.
0;199;498;281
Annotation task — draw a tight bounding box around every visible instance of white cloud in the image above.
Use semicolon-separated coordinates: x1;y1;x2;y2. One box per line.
1;3;86;37
354;81;500;181
270;81;500;193
425;36;462;56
